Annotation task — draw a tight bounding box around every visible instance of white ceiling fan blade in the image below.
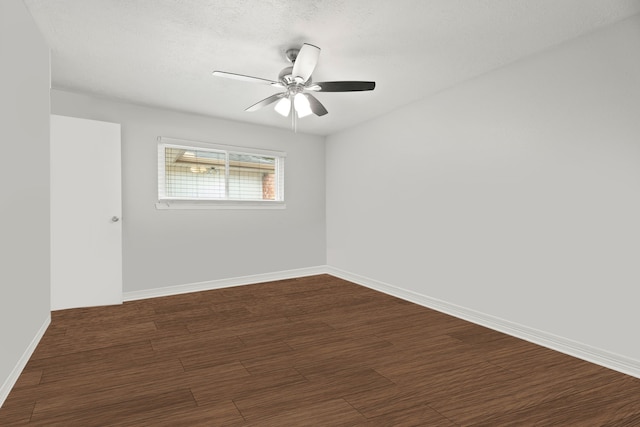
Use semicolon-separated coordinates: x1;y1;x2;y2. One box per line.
245;93;286;112
213;71;283;88
291;43;320;83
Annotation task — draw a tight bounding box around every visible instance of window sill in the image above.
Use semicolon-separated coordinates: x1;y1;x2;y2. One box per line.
155;200;286;210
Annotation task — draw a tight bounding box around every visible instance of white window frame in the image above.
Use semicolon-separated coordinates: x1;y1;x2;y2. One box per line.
156;136;286;210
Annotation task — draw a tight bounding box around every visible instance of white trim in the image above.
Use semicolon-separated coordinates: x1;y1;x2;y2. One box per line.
224;150;230;199
122;263;640;379
0;315;50;408
325;266;640;379
158;136;287;158
276;156;285;201
155;201;286;210
123;266;328;301
157;143;167;200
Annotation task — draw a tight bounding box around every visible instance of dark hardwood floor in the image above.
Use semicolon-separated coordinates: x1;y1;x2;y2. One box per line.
1;274;639;426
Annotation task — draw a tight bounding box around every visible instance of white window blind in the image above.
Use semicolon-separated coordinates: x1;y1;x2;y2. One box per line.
157;137;285;208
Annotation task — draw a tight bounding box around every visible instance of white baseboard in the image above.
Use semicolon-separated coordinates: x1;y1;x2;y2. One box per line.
0;315;51;408
326;266;640;379
123;266;329;302
120;264;640;379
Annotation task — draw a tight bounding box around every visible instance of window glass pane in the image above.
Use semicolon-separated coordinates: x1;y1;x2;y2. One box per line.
158;142;283;204
164;147;225;199
228;152;276;201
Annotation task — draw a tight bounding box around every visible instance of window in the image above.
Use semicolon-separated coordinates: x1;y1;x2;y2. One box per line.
157;137;285;209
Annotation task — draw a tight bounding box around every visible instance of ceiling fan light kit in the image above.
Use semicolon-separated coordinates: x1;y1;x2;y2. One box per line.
212;43;375;131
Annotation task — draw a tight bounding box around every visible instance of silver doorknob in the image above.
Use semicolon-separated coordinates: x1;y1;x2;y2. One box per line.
112;216;120;222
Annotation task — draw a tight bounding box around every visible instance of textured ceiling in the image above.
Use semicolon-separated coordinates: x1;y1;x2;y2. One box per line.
24;0;640;136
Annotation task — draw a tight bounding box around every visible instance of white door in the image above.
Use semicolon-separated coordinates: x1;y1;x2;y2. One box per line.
51;115;122;310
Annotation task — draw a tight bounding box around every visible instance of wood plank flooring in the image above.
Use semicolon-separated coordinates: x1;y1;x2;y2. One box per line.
1;274;639;425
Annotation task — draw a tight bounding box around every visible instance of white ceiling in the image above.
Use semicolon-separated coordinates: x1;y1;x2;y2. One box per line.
24;0;640;136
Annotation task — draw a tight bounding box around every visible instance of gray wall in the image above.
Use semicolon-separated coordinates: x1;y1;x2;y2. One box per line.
326;16;640;361
0;0;51;398
52;90;326;292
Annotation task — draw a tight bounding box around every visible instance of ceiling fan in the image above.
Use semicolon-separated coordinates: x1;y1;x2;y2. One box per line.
212;43;375;130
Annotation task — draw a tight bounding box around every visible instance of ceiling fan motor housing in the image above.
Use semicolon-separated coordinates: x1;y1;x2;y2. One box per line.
278;65;311;86
278;66;294;84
